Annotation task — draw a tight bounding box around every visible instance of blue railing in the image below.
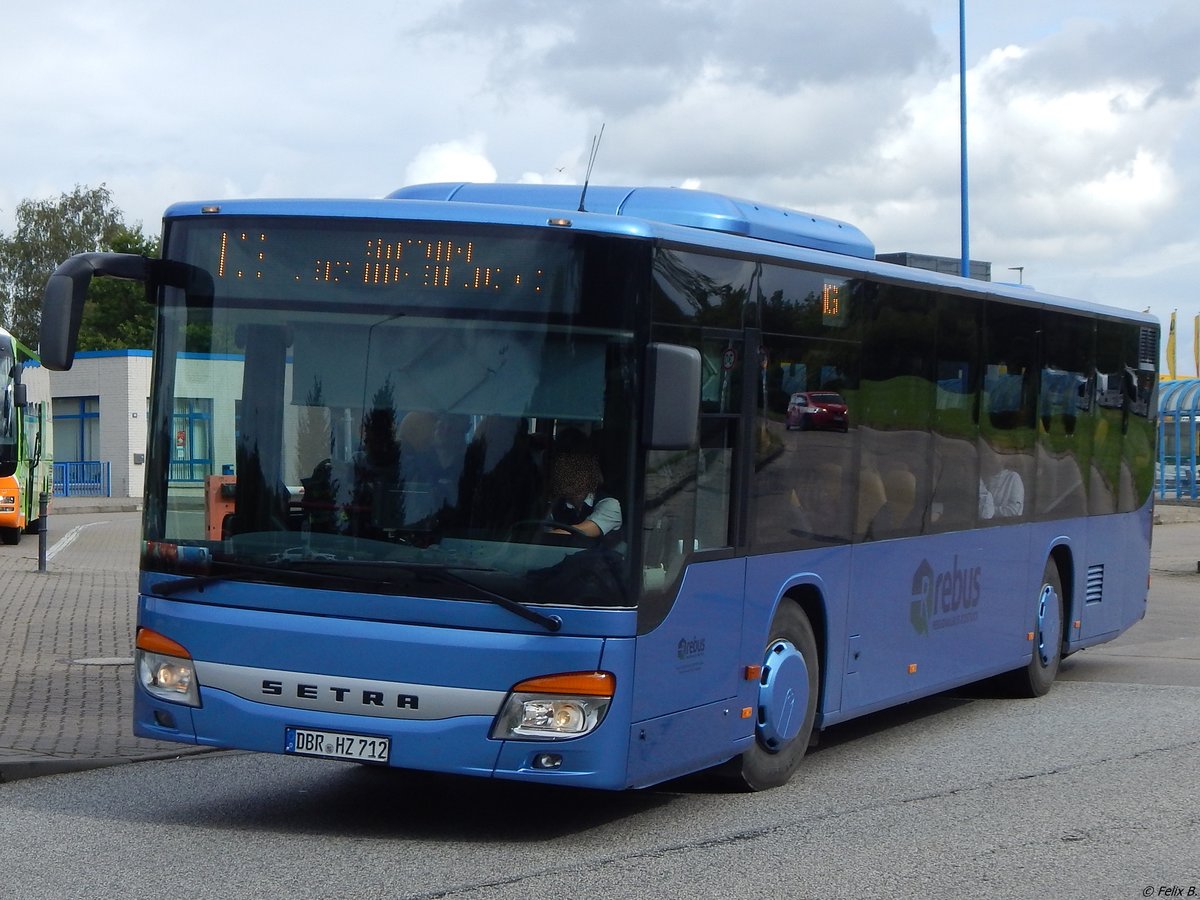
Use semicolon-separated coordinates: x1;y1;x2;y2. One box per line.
53;461;111;497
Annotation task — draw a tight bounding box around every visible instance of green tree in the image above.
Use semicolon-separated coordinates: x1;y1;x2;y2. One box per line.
0;184;155;349
76;227;159;351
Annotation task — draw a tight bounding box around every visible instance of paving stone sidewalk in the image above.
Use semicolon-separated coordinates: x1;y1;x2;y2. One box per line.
0;505;207;782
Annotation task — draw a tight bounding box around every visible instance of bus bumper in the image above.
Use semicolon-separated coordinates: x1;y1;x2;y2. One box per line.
133;598;637;790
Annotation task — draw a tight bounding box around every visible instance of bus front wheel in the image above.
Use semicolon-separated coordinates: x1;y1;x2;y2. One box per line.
1003;558;1064;697
726;602;819;791
1;526;20;546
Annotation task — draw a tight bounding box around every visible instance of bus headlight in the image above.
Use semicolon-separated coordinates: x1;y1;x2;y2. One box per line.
490;671;614;741
135;628;200;707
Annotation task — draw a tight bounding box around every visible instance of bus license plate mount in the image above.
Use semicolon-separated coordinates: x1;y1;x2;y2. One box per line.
285;726;390;764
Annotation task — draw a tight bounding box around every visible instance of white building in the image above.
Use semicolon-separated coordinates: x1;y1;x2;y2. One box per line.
43;349;271;502
43;350;152;499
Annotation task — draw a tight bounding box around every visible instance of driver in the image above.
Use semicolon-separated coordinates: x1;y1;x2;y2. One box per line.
547;451;622;540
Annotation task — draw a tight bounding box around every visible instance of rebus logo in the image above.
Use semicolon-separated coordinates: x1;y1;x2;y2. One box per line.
909;555;983;635
677;636;705;659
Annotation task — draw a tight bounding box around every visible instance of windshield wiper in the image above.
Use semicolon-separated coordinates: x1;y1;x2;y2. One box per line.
151;556;563;633
149;561;283;597
421;564;564;633
302;561;559;638
288;559;563;633
148;559;395;598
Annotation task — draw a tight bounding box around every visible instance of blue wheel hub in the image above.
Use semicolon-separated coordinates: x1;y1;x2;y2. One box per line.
1036;583;1062;667
757;639;811;750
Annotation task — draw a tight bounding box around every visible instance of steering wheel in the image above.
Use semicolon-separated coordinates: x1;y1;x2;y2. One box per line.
506;518;600;546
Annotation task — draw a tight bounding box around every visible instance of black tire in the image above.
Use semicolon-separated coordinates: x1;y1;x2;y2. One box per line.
1;526;21;546
725;602;819;791
1002;558;1063;697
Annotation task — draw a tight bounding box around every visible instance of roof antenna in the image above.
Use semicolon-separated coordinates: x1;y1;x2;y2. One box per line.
578;123;605;212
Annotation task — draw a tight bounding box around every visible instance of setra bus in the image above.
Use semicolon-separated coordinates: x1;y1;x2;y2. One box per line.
39;184;1158;789
0;326;52;545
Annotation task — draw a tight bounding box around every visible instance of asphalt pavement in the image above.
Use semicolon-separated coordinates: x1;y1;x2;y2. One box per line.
2;497;1197;784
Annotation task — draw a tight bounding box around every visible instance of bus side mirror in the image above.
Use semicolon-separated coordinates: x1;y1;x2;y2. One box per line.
40;252;150;371
10;362;27;409
645;342;701;450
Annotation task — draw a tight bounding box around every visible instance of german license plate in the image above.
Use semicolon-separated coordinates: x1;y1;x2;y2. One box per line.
285;727;390;763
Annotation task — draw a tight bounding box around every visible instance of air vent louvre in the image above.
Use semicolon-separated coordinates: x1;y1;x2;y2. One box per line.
1086;564;1105;604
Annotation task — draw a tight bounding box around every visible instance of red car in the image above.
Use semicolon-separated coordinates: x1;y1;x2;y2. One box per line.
786;391;849;432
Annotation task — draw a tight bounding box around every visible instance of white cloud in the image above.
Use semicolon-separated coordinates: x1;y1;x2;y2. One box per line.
403;138;499;186
3;0;1200;371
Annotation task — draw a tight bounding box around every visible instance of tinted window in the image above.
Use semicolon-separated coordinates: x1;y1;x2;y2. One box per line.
856;285;936;541
1035;311;1093;520
752;267;861;550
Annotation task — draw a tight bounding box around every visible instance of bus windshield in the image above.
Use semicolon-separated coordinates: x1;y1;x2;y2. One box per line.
143;218;641;611
0;337;16;470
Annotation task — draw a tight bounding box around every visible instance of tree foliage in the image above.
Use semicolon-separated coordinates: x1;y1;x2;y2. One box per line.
77;228;159;351
0;184;157;350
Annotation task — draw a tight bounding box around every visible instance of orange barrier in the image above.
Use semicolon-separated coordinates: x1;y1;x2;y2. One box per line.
204;475;236;540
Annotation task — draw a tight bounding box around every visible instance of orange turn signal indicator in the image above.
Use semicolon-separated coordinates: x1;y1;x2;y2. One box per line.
135;627;192;659
744;664;762;681
512;671;615;697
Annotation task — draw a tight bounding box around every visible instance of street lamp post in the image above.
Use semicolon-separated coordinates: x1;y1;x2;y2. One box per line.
959;0;970;279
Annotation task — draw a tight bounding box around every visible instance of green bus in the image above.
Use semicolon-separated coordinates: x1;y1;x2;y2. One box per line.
0;327;53;544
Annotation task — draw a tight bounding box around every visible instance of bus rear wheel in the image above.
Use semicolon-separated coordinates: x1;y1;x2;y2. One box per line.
725;602;819;791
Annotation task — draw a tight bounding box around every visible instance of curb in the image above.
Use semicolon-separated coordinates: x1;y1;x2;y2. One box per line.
1154;503;1200;526
0;756;134;784
50;503;143;515
0;747;222;784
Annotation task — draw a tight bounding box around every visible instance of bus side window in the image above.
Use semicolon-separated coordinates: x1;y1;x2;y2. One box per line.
694;418;736;551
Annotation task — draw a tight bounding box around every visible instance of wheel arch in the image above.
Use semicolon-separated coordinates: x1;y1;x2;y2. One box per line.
776;583;828;722
1047;541;1074;651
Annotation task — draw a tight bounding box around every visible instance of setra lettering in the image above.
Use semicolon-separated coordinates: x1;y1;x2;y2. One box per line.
259;676;422;711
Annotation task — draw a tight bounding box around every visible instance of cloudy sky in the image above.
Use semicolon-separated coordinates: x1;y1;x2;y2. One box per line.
3;1;1198;373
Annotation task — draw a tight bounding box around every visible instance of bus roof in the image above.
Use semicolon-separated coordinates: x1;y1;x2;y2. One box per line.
386;183;877;260
161;187;1155;330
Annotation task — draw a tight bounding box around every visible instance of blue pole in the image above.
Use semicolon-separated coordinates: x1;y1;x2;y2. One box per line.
959;0;970;278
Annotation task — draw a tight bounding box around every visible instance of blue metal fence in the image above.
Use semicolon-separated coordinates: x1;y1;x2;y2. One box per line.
53;461;111;497
1157;379;1200;502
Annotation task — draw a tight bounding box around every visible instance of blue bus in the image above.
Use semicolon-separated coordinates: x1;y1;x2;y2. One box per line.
39;184;1158;790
